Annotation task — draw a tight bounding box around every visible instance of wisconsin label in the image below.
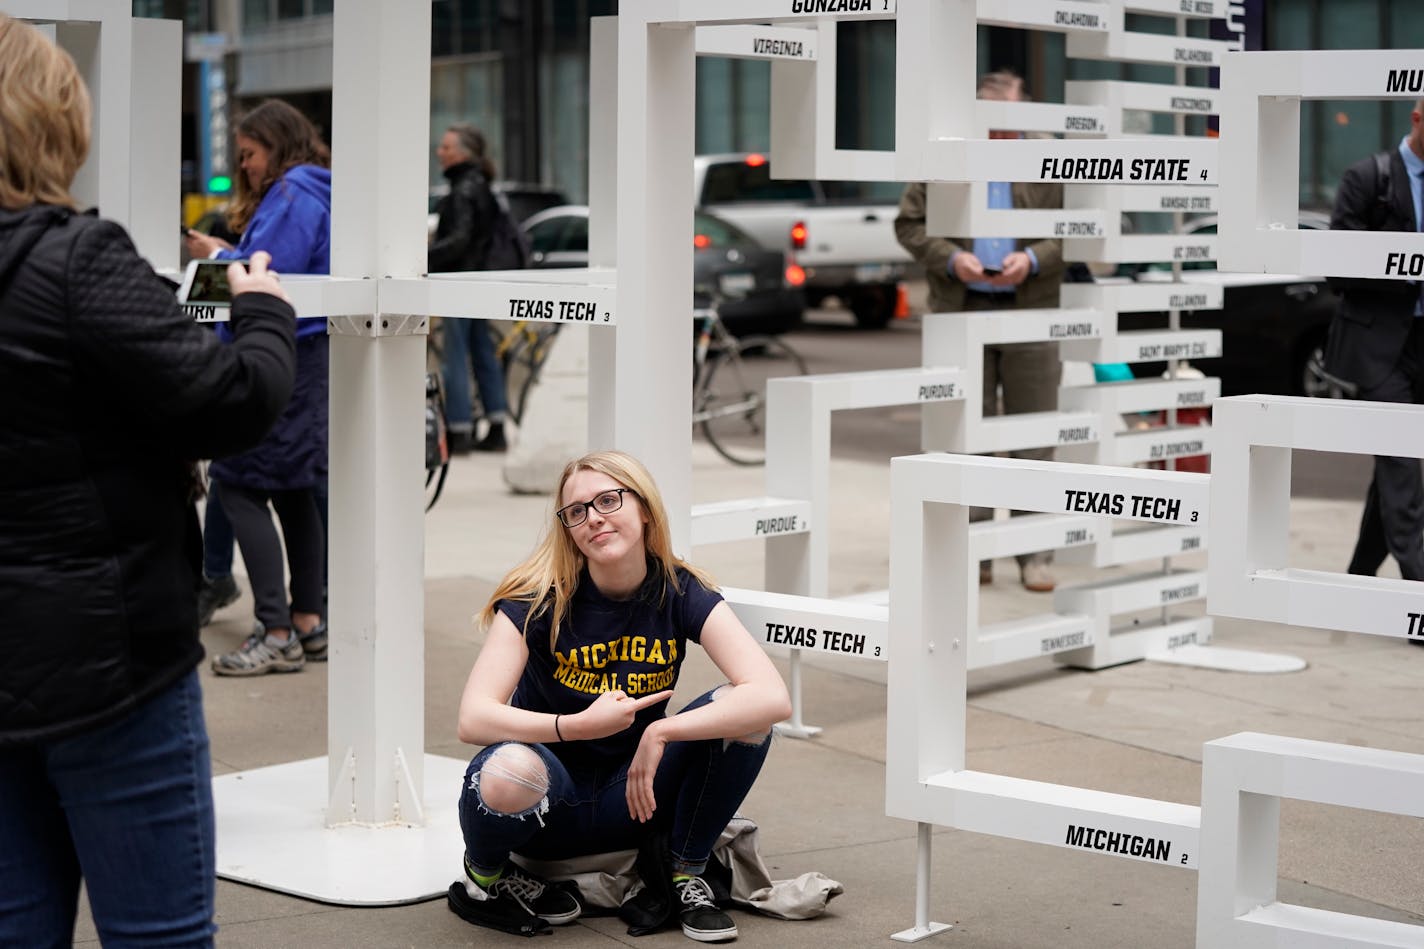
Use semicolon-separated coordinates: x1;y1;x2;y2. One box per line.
1065;824;1172;862
763;622;870;656
1170;96;1213;113
1039;158;1193;182
508;297;605;322
1063;490;1184;521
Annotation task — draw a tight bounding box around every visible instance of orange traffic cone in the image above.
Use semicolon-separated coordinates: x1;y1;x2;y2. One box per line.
893;282;911;320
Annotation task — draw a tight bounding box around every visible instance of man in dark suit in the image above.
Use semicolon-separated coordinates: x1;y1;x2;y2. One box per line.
1324;98;1424;584
895;71;1066;593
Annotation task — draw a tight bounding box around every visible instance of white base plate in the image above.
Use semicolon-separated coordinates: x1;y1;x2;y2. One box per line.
213;754;470;906
891;921;953;943
1144;643;1307;674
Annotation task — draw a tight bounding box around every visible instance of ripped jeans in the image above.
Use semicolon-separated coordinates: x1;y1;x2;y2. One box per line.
458;688;772;878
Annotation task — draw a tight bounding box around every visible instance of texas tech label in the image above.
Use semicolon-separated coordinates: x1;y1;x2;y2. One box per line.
1066;824;1172;862
508;298;607;322
763;622;875;657
1063;489;1194;522
1404;612;1424;642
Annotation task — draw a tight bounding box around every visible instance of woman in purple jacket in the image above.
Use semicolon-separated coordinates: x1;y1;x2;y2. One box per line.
185;100;332;676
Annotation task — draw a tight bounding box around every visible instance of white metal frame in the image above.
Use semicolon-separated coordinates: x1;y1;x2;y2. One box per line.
1218;49;1424;279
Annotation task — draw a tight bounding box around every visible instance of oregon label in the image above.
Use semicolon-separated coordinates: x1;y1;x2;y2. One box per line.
1039;158;1193;182
763;622;868;656
1063;490;1185;521
1065;824;1172;862
508;297;604;322
754;515;800;536
1063;115;1100;131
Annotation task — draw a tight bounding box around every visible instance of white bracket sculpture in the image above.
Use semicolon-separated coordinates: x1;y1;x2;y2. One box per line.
1219;49;1424;278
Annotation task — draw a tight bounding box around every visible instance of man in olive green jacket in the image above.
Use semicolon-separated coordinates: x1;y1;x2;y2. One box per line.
893;72;1065;593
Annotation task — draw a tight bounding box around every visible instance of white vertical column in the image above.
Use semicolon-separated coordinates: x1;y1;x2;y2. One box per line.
586;16;619;451
57;3;131;227
895;0;975;182
612;7;695;549
128;17;181;272
326;0;431;826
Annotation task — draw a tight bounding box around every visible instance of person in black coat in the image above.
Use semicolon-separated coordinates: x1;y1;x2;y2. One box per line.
1324;99;1424;584
0;15;297;946
430;123;510;453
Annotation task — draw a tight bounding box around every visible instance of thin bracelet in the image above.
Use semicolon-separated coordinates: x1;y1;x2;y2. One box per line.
554;714;565;742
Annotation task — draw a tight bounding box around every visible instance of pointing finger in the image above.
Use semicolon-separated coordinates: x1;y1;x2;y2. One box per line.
630;690;674;711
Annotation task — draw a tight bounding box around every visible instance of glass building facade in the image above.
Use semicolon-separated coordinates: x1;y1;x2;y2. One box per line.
138;1;1424;214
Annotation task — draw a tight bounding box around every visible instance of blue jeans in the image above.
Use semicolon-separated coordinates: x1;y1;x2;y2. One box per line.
202;491;235;579
0;670;216;948
459;688;772;877
441;318;507;430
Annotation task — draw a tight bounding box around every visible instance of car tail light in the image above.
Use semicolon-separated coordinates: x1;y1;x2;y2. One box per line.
693;233;711;249
790;220;807;250
785;262;806;287
745;153;767;167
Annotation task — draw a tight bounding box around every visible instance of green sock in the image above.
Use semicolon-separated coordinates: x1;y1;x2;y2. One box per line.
672;873;692;884
467;857;504;889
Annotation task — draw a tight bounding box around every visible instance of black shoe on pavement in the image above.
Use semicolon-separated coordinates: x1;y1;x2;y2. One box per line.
448;858;581;935
197;575;240;626
674;875;737;943
473;422;507;453
448;430;474;456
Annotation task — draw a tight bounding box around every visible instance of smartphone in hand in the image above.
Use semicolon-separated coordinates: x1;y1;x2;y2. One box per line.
177;258;247;307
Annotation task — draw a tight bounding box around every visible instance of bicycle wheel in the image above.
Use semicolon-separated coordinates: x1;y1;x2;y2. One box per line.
695;335;808;465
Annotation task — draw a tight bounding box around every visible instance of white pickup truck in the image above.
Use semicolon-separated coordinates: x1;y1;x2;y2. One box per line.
693;152;915;328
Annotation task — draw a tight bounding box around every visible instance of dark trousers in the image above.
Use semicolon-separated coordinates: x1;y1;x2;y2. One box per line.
963;291;1062;567
210;480;325;630
0;671;216;948
1348;321;1424;580
460;688;772;878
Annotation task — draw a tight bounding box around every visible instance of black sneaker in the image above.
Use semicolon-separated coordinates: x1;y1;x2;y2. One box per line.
448;858;581;934
197;575;240;626
473;422;507;452
674;876;737;943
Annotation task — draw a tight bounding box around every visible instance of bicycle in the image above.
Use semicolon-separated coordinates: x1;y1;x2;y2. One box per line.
692;306;808;466
496;320;562;426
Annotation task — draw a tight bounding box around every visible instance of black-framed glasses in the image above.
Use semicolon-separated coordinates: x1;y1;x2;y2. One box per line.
556;488;633;528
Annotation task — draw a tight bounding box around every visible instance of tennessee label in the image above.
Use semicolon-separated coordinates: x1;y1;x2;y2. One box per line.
1039;158;1199;182
1063;489;1192;522
1041;631;1087;654
1066;824;1172;862
763;622;874;657
508;297;607;322
1161;582;1201;604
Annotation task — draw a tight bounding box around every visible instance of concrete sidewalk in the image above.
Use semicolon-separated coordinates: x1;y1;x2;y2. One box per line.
81;446;1424;948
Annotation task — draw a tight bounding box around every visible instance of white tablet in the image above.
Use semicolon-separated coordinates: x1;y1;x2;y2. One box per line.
177;257;246;307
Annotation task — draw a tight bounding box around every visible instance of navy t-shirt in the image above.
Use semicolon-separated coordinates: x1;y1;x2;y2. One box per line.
497;563;723;766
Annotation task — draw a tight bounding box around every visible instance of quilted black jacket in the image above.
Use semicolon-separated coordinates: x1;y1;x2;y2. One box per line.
0;205;297;745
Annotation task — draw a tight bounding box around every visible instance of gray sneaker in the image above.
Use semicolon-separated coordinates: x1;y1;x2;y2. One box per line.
296;621;328;661
212;630;305;676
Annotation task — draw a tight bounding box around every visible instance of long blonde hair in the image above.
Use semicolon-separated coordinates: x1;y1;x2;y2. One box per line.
479;451;717;652
0;14;92;211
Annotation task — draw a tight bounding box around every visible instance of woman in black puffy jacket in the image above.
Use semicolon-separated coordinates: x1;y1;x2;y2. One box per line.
0;15;297;947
